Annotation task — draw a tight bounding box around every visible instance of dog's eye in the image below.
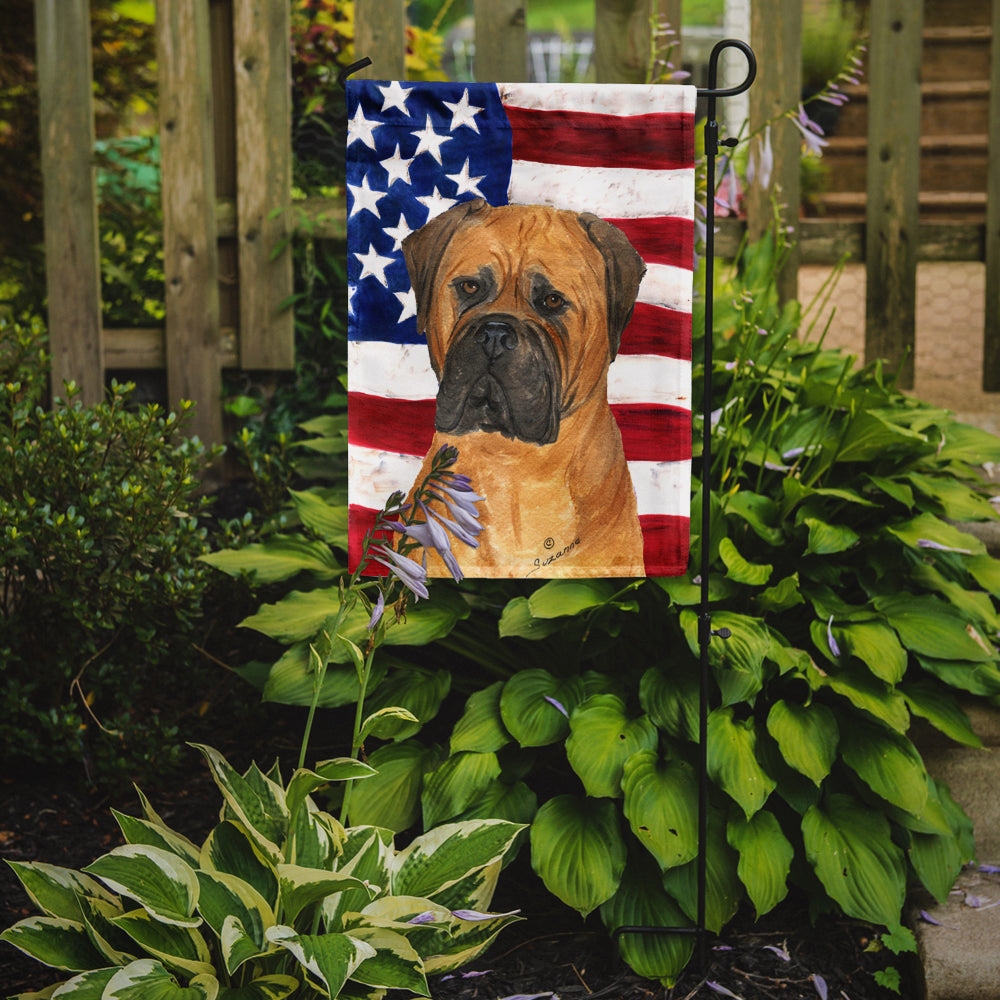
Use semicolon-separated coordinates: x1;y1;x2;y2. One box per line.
543;292;565;310
460;279;480;296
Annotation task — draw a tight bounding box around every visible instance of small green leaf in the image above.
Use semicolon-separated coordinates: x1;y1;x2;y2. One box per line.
499;670;584;747
347;740;441;832
639;664;699;742
530;795;626;917
450;682;511;754
803;517;859;555
497;597;564;639
901;680;982;748
288;489;348;545
886;512;985;556
200;536;341;584
527;579;617;618
421;751;502;828
727;811;793;917
839;718;929;817
765;700;838;786
719;537;773;585
707;707;776;818
875;594;995;662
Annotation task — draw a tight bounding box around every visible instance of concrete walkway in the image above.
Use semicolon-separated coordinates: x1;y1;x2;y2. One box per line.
797;263;1000;997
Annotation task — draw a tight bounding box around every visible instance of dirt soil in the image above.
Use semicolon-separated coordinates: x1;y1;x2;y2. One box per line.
1;742;913;1000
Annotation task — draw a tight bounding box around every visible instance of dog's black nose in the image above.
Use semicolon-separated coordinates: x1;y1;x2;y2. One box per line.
475;321;518;360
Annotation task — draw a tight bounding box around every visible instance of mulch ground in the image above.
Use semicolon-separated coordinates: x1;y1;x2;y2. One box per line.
1;739;913;1000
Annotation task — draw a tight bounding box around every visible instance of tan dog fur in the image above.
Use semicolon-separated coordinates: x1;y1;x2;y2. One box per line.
402;199;646;578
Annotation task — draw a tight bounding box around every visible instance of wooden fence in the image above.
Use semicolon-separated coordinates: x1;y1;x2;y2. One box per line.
33;0;1000;445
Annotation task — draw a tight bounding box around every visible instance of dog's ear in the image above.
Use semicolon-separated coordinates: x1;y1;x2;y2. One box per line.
402;198;490;338
577;214;646;359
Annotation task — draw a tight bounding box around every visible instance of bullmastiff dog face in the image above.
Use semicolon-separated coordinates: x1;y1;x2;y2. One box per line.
401;199;646;446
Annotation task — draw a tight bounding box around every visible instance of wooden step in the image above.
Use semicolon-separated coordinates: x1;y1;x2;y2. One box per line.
812;190;987;223
822;134;989;193
922;0;992;28
922;25;993;83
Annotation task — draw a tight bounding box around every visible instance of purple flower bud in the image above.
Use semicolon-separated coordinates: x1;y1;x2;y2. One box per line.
369;544;429;600
544;695;569;718
451;908;520;921
827;616;841;658
812;974;828;1000
917;539;972;554
407;911;438;925
367;590;385;631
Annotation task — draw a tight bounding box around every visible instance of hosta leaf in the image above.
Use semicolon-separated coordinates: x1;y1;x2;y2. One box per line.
707;707;776;818
885;512;985;556
46;967;118;998
5;862;118;923
499;670;585;747
901;680;982;748
765;700;838;786
910;562;1000;632
727;811;793;917
527;579;617;618
346;926;428;994
215;975;299;1000
832;621;907;684
639;664;698;742
362;667;451;740
874;594;995;662
838;718;929;816
450;682;511;754
265;926;375;997
112;812;201;868
834;410;927;463
967;553;1000;597
529;795;626;917
935;421;1000;464
103;959;218;1000
807;660;910;732
393;820;524;900
0;916;107;971
195;871;273;973
906;472;998;521
111;909;214;978
802;517;859;556
909;813;966;906
76;895;135;967
190;746;287;862
322;829;393;930
680;610;770;706
83;846;200;928
199;536;341;584
566;695;658;799
276;865;374;925
621;751;699;870
755;573;804;614
916;655;1000;697
724;490;784;546
421;751;502;828
347;740;442;832
660;810;741;933
360;706;421;742
599;853;694;987
423;907;522;974
453;779;538;827
497;596;564;639
285;760;376;822
260;643;387;709
718;537;772;585
288;488;349;546
802;794;906;926
199;822;278;910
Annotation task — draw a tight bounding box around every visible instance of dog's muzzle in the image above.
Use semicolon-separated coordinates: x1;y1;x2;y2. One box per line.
433;313;561;445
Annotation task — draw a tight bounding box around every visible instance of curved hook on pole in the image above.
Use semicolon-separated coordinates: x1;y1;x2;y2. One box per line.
337;57;373;90
697;38;757;99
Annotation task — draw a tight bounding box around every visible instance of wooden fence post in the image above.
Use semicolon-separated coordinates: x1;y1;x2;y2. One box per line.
157;0;223;445
34;0;104;405
474;0;527;82
594;0;652;84
864;0;923;389
354;0;406;79
983;0;1000;390
746;0;801;306
233;0;294;370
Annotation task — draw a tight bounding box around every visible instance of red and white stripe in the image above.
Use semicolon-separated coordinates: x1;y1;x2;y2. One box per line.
349;83;695;576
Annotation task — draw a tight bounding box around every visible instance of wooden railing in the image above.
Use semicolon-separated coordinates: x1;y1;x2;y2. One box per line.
32;0;1000;445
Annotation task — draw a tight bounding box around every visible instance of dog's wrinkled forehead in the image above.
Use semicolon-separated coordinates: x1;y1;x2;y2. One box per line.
401;199;646;358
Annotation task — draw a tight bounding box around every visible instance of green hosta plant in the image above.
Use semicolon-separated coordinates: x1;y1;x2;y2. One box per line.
341;233;999;985
1;743;523;999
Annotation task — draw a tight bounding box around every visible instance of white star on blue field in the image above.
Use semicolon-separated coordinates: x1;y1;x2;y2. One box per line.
346;82;514;346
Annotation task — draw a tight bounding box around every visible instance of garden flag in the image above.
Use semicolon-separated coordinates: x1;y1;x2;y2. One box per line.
347;81;696;578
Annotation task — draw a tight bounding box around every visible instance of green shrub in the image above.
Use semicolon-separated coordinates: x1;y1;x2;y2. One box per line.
1;743;524;998
0;317;220;783
214;231;1000;984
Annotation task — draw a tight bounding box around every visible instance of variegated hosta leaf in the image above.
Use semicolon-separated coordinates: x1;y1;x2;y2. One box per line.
345;926;429;995
424;859;501;916
499;669;585;747
265;926;376;998
566;695;658;799
422;907;522;975
661;810;742;934
102;958;218;999
727;810;793;917
600;854;694;987
421;751;502;829
46;966;118;997
391;820;524;901
200;822;278;910
838;718;929;817
765;700;838;786
285;760;375;824
77;894;136;966
323;829;393;931
112;810;201;868
706;707;776;819
288;802;344;870
0;916;107;971
190;745;287;863
450;681;511;754
802;793;906;926
214;974;300;999
195;871;274;974
621;751;699;871
4;861;118;922
83;846;200;928
276;864;375;925
529;795;626;917
110;908;214;978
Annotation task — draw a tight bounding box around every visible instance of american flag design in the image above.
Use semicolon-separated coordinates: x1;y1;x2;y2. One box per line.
346;80;695;577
